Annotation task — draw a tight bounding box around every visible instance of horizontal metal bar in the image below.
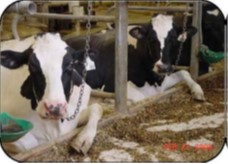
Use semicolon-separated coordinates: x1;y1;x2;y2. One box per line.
31;13;115;22
128;6;193;12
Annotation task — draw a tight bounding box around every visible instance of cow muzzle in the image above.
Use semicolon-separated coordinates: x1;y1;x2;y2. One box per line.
44;101;67;119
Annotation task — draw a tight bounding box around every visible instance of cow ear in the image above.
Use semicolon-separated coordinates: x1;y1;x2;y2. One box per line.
185;26;197;37
1;48;31;69
20;75;37;110
129;27;146;39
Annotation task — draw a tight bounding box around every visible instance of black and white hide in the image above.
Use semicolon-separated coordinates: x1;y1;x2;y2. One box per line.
1;33;103;154
66;14;205;102
154;3;225;74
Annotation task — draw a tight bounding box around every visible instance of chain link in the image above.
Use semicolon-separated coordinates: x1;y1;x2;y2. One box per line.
66;1;92;121
83;1;92;79
173;4;189;72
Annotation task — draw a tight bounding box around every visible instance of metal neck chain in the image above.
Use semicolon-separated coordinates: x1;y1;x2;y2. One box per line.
66;2;92;121
173;4;189;72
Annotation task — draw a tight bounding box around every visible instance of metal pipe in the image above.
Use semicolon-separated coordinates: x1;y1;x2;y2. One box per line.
115;2;128;114
190;2;202;79
7;1;37;15
12;14;22;40
128;6;193;12
106;5;193;14
32;13;115;22
8;1;37;40
105;4;193;29
225;18;228;138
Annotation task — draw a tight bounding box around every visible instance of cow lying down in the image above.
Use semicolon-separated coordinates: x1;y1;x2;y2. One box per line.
1;29;205;155
1;34;103;155
66;14;206;102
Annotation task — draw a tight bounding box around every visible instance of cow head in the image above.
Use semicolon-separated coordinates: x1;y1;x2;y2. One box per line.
151;14;197;73
1;33;85;120
130;14;197;72
202;3;224;52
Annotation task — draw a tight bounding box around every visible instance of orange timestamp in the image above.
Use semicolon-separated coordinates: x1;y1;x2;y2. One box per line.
163;143;214;152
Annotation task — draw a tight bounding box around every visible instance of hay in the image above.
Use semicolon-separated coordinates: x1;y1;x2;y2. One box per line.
27;73;225;162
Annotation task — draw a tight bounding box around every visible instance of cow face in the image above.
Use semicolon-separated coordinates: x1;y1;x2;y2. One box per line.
151;14;197;73
128;14;197;74
1;33;84;120
202;4;224;52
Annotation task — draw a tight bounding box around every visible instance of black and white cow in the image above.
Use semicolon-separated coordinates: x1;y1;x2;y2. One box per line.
65;14;205;102
155;3;225;74
201;3;224;52
1;33;103;154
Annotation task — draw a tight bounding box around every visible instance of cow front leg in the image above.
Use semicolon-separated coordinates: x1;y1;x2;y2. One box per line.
161;70;205;101
71;103;103;155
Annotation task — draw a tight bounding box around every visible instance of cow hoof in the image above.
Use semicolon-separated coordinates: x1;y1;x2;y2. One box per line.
70;128;95;156
191;84;205;101
193;92;206;101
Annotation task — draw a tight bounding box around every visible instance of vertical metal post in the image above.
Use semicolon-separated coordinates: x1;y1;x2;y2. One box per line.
70;2;83;36
225;17;228;138
190;1;202;79
115;2;128;114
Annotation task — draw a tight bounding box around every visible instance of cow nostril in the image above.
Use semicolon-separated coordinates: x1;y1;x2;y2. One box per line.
54;106;60;112
49;104;54;110
57;103;63;108
45;112;49;117
44;102;67;117
156;64;162;69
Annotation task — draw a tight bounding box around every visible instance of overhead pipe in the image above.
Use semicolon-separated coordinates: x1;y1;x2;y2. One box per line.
7;1;37;15
8;1;37;40
11;14;22;40
32;13;115;22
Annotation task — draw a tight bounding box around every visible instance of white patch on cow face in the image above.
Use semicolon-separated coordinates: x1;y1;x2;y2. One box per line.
152;15;173;72
207;9;219;16
32;33;68;118
127;26;137;49
152;15;173;50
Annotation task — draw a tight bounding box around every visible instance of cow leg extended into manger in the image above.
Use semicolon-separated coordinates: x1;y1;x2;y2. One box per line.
70;103;103;155
161;70;205;101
